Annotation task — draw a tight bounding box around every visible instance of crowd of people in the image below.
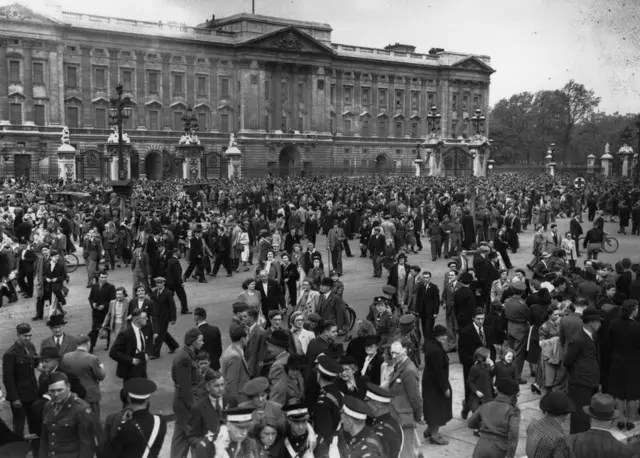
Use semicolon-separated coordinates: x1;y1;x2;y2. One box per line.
0;173;640;458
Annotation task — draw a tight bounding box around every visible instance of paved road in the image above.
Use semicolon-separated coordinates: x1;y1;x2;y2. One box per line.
0;215;634;456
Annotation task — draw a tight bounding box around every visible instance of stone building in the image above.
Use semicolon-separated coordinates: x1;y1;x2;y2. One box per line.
0;3;495;180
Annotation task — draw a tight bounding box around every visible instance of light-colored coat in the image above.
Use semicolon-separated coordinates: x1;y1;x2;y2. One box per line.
40;333;78;357
296;289;320;317
220;344;250;401
268;351;290;405
60;348;106;403
101;298;132;332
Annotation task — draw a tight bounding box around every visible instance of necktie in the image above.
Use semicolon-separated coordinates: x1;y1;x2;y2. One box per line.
478;326;486;346
56;338;61;350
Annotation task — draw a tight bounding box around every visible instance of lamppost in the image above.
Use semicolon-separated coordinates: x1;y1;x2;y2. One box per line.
422;105;443;177
546;142;557;175
426;105;441;133
175;105;205;180
108;84;133;182
470;108;486;135
636;115;640;184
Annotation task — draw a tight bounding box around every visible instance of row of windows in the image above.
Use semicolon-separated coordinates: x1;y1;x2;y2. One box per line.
333;117;483;137
8;60;483;111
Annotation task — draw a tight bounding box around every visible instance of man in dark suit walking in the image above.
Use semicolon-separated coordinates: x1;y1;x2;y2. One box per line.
109;308;150;381
570;214;584;257
130;285;158;357
368;227;386;278
43;249;68;315
17;243;36;298
184;229;207;282
458;307;494;419
2;323;38;436
563;307;602;434
194;307;222;370
88;271;116;353
317;277;347;335
211;226;232;278
453;272;476;330
166;248;189;314
257;269;285;318
415;271;440;340
151;277;179;358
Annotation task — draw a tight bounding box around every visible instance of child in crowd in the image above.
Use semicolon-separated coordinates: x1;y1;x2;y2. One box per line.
467;347;495;436
493;348;519;404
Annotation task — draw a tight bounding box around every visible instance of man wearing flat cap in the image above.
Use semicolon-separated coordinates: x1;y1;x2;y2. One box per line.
563;307;603;434
469;378;521;458
171;328;204;458
338;395;384;458
39;372;97;458
526;391;574;458
101;378;167;458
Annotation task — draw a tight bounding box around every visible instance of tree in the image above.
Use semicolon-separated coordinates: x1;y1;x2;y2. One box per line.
558;80;601;162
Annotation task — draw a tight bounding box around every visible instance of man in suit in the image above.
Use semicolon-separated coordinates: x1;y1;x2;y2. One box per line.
441;268;461;351
415;271;440;340
267;329;291;405
404;265;423;313
188;369;238;453
543;223;562;254
17;242;36;298
257;269;285;318
369;226;386;278
83;230;104;288
166;248;189;314
2;323;38;436
32;244;51;321
43;249;68;315
220;324;250;402
88;270;117;353
458;307;494;419
40;314;78;357
194;307;222;370
453;272;476;330
326;218;345;275
185;228;208;282
296;279;320;317
151;276;179;358
317;277;347;334
109;308;150;381
61;334;106;418
569;214;584;257
130;240;151;291
528;224;545;271
504;282;531;383
130;285;158;357
563;307;602;434
34;346;87;407
243;307;269;378
559;393;634;457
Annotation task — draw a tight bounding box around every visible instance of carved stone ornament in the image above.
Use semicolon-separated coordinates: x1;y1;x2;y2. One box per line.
435;152;441;169
64;163;74;180
275;32;303;51
0;5;30;21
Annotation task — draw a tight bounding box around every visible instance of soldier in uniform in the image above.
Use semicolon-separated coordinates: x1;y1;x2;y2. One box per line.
364;383;403;458
338;396;384;458
39;372;97;458
171;328;204;458
310;355;344;457
281;403;317;457
100;378;167;458
193;407;259;458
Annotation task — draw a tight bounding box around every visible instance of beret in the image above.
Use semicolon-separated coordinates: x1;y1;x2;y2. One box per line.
243;377;269;396
184;328;202;346
307;313;322;322
382;285;396;295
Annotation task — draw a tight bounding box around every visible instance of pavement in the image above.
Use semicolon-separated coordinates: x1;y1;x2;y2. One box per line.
0;214;638;457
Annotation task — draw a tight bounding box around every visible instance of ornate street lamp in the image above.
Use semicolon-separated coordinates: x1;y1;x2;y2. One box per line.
470;108;486;135
175;105;205;180
108;83;133;184
426;105;441;133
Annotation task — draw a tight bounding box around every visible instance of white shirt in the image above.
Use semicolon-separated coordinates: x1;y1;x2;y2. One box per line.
583;327;593;340
362;354;375;375
209;396;223;411
262;281;269;296
474;323;485;343
323;292;331;299
131;323;144;353
55;336;63;346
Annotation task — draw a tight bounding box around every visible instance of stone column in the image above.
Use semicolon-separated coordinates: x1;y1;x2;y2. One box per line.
110;157;118;180
23;41;33;123
602;157;611;176
274;64;282;131
587;156;595;173
335;69;343;134
0;38;7;120
135;51;146;128
438;79;450;138
80;46;93;127
182;159;188;179
239;60;260;132
622;156;630;177
161;53;172;128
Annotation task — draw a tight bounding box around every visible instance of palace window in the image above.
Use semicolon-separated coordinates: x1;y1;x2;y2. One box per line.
148;72;159;93
95;67;106;89
173;111;183;131
411;92;419;110
66;106;79;128
298;117;303;132
362;88;370;105
411;122;419;138
33;62;44;85
463;94;468;111
378;118;387;136
34;104;45;126
317;79;325;91
220;78;230;98
281;116;288;132
330;85;336;104
344;86;352;104
427;92;436;109
148;110;160;130
451;119;458;136
474;95;481;110
395;90;403;109
10;103;22;125
173;74;184;95
379;89;387;108
344;119;352;135
220;114;229;133
66;66;78;87
122;70;133;91
395;121;403;138
9;61;20;82
198;112;207;131
281;82;288;101
95;108;107;128
197;76;207;96
452;93;458;111
361;119;369;136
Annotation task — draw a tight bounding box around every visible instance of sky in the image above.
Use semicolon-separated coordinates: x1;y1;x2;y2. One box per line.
12;0;640;114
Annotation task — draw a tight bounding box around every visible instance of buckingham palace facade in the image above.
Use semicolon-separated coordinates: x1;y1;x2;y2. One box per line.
0;3;495;180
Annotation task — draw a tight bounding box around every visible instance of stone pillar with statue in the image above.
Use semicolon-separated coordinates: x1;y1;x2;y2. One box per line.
586;154;596;173
601;143;613;177
225;133;242;179
57;127;77;182
106;126;131;180
175;105;205;179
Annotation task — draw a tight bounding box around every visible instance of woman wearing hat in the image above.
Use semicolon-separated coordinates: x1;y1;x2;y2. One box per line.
421;325;453;445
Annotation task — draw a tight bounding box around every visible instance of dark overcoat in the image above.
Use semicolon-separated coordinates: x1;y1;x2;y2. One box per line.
421;339;452;427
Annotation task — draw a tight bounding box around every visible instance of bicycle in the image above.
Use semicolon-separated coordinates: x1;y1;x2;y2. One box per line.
577;235;619;254
64;253;80;273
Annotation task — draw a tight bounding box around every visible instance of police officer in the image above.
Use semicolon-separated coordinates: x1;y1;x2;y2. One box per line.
193;407;258;458
338;395;384;458
39;372;97;458
364;383;403;458
171;327;204;458
311;355;344;457
281;403;317;457
101;378;167;458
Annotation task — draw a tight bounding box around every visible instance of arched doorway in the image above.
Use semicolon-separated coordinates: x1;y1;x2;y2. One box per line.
374;154;388;174
279;146;296;178
442;147;473;177
145;152;163;180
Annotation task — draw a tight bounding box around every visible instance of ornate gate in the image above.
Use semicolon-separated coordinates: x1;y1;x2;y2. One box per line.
442;147;473;177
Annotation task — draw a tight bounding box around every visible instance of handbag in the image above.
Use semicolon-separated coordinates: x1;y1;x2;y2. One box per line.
233;243;243;252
